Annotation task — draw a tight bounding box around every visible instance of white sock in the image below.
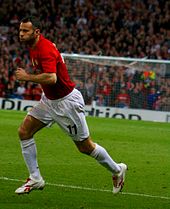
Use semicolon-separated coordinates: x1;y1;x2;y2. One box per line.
20;138;41;180
90;143;121;175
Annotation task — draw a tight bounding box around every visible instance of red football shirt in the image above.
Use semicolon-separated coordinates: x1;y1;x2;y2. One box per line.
29;34;75;100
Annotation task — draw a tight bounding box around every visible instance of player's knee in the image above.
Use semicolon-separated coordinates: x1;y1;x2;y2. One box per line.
77;143;95;155
75;137;95;155
18;126;32;140
78;146;91;155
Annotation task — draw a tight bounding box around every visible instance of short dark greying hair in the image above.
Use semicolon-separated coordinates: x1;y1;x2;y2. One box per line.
20;16;42;30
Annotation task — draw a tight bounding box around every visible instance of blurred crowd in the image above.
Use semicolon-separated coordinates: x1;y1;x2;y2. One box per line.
0;0;170;111
65;57;170;111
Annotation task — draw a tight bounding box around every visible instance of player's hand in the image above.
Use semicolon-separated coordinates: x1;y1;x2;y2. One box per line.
15;68;29;81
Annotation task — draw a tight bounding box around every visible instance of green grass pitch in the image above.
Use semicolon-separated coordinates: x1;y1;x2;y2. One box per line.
0;109;170;209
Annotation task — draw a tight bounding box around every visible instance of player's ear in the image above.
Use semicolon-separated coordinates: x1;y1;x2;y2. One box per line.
33;29;40;38
35;29;40;34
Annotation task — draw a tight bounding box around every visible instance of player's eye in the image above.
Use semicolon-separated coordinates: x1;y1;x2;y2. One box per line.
20;29;28;32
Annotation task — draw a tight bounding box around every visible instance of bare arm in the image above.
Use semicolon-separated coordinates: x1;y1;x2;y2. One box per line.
15;67;57;84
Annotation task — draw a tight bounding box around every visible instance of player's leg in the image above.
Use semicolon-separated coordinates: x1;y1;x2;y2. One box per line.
15;115;46;194
15;97;53;194
52;89;127;193
74;137;121;174
18;115;46;179
74;137;127;194
57;112;127;194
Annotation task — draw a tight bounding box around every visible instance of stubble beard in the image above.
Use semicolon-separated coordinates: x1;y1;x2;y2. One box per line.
19;33;36;47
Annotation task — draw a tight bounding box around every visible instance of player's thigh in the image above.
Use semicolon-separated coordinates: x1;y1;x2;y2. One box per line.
19;101;53;139
28;100;54;126
19;115;46;139
54;95;89;141
55;111;89;141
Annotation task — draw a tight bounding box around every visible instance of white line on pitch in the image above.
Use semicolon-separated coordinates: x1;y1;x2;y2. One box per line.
0;176;170;200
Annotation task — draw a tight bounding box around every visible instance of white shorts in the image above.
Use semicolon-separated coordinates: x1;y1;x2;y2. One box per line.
28;88;89;141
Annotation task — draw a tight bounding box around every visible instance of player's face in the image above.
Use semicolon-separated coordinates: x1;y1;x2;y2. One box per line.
19;22;38;46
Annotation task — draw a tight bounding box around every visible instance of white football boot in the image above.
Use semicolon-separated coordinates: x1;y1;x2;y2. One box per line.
15;176;45;194
112;163;127;194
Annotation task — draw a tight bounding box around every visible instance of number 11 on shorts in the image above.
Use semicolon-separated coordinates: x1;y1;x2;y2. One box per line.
67;124;77;135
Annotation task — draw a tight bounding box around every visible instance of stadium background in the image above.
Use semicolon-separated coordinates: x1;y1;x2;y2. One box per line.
0;0;170;111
